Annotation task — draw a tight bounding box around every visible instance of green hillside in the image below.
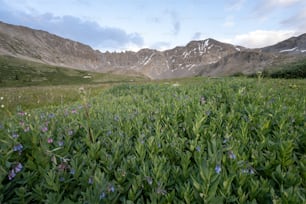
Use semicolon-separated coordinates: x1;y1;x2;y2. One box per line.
0;55;146;87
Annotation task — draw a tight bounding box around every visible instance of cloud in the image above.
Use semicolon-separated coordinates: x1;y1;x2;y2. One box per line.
228;30;297;48
254;0;303;14
165;10;181;35
192;32;202;40
0;4;144;51
225;0;245;11
281;7;306;33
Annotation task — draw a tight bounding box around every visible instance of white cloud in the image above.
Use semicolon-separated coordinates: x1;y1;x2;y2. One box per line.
227;30;297;48
268;0;302;6
223;16;235;27
225;0;245;11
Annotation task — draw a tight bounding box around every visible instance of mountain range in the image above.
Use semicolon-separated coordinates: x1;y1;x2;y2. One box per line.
1;21;306;79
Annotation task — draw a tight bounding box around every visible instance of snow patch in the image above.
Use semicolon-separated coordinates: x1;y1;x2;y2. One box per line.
301;50;306;53
279;47;297;53
188;64;196;71
235;47;241;51
142;53;154;65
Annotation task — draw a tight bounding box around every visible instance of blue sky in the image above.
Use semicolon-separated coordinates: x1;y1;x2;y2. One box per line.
0;0;305;51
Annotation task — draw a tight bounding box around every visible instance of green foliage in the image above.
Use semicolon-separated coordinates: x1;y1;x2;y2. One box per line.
0;77;305;203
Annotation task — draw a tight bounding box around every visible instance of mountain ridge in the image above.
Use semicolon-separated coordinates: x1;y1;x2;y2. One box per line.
1;21;305;79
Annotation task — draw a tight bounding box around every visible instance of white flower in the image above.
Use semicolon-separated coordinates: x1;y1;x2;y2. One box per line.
1;104;4;108
0;97;3;100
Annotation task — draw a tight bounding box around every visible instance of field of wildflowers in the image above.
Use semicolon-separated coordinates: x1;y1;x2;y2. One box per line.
0;77;305;203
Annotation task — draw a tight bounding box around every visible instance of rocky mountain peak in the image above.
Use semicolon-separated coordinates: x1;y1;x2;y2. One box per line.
262;33;306;54
1;21;306;79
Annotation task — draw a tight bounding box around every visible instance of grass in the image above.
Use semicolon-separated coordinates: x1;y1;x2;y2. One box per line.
0;55;146;87
0;77;305;203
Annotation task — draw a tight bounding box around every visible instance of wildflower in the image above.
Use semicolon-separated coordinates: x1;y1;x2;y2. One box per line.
1;104;4;108
13;144;23;152
99;192;106;200
106;130;112;136
58;163;68;171
47;138;54;144
58;141;64;147
196;146;201;152
114;115;120;122
59;177;65;182
24;126;30;132
68;130;73;136
48;113;55;118
200;96;206;105
8;169;16;180
14;163;23;173
12;133;19;139
18;111;25;116
241;167;255;175
71;109;77;114
108;185;115;193
19;121;25;126
41;126;48;132
88;177;93;184
146;176;153;185
228;151;236;159
0;96;3;100
70;168;75;175
215;165;221;174
8;163;23;180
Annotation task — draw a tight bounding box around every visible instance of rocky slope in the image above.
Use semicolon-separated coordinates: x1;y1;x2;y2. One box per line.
1;21;306;79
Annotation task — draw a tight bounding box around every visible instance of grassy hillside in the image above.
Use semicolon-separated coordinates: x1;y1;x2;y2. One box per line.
0;55;146;87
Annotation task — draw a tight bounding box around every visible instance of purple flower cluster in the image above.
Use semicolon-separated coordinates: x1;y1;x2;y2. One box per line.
13;144;23;152
8;163;23;180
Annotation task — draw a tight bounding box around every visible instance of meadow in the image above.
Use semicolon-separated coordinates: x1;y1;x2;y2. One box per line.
0;77;305;203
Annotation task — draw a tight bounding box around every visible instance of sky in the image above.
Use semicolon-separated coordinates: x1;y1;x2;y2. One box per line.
0;0;305;52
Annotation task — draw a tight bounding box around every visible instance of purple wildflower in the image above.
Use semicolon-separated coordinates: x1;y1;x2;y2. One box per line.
8;169;16;180
70;169;75;175
14;163;23;173
215;165;221;174
12;133;19;139
228;151;236;159
58;141;64;147
99;192;106;200
196;146;201;152
71;109;77;114
68;130;73;136
13;144;23;152
41;126;48;132
47;138;54;144
108;185;115;193
18;111;25;116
